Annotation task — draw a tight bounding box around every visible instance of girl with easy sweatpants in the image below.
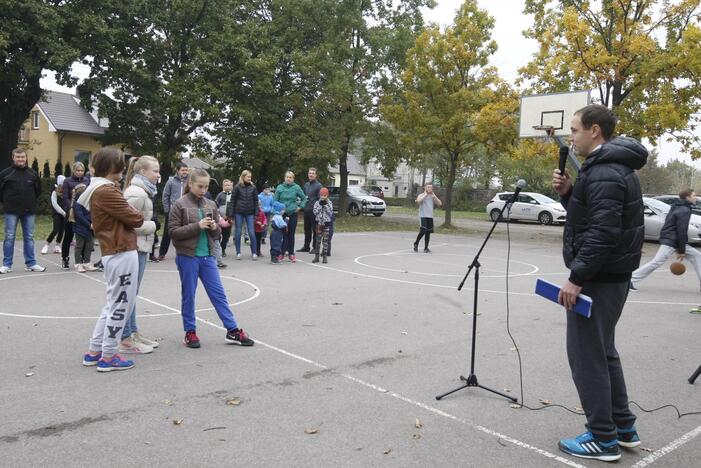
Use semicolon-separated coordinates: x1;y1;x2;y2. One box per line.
79;148;145;372
169;168;254;349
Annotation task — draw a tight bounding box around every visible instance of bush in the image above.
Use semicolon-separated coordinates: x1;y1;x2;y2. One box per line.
42;161;51;179
384;196;414;207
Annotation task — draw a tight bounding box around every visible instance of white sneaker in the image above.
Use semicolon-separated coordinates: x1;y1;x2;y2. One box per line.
53;245;61;254
133;331;159;348
236;253;242;260
82;263;99;272
25;264;46;272
41;244;49;255
0;266;12;274
76;264;86;273
252;254;258;261
119;336;154;354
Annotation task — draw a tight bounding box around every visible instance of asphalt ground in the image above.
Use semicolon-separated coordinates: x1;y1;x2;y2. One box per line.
1;224;700;467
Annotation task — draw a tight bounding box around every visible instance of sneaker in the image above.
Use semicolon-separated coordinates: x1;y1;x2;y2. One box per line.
222;251;227;257
149;255;160;263
271;257;281;265
41;244;49;255
157;255;166;261
413;243;418;252
252;254;258;261
261;238;266;245
76;263;86;273
184;330;201;348
236;253;242;260
690;306;701;314
225;328;255;346
244;237;250;245
118;336;154;354
25;264;46;272
217;262;228;269
558;431;621;462
276;254;284;262
96;354;135;372
424;248;431;254
629;281;639;292
53;245;61;254
83;263;99;272
617;426;640;448
62;258;70;270
132;331;159;349
297;246;310;252
0;266;12;274
289;255;296;263
82;352;102;366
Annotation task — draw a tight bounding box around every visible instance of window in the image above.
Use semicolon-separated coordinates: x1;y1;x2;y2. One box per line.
349;179;359;186
18;125;29;142
32;111;40;129
74;150;91;166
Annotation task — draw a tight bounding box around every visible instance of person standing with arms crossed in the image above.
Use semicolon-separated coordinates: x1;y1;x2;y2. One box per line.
553;104;647;462
159;162;189;260
298;167;322;254
413;182;442;253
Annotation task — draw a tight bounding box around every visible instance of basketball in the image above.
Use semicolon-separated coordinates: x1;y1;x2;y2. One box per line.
670;262;686;275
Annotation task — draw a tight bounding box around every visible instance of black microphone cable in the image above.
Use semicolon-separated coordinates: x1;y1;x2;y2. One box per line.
501;208;701;419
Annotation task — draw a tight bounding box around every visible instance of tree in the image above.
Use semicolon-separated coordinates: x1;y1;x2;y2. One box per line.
382;1;517;226
31;157;39;174
79;0;244;178
0;0;98;169
54;161;63;177
637;150;674;194
521;0;701;157
496;139;560;197
42;160;51;179
63;162;71;178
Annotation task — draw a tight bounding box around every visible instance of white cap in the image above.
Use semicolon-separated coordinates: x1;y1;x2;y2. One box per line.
56;175;66;187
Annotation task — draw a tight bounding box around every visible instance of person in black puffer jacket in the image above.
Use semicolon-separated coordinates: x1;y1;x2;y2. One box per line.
553;105;647;462
226;169;259;260
631;189;701;290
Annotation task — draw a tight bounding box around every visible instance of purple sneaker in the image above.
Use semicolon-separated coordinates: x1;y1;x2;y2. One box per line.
96;354;134;372
82;352;102;366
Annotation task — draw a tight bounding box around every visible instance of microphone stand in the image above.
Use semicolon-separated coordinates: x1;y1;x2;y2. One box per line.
690;364;701;384
435;197;519;402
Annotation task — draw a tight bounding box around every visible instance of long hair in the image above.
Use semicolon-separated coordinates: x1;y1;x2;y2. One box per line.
183;168;209;195
125;155;159;187
68;184;87;223
239;169;252;186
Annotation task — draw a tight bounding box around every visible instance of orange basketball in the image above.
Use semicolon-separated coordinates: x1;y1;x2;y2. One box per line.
670;262;686;275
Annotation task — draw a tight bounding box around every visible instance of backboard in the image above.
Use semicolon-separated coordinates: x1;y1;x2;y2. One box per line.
518;90;591;138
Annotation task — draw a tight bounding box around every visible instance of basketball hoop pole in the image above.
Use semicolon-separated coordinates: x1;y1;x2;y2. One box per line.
532;125;582;173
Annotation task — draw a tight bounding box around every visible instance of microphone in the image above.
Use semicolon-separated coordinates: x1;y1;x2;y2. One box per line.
506;179;527;207
558;146;569;176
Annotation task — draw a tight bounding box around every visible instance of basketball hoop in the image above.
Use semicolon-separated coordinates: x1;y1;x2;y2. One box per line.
532;124;556;144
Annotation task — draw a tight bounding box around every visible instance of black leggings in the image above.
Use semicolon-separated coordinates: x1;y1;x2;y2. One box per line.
46;213;65;243
61;222;74;260
415;217;434;248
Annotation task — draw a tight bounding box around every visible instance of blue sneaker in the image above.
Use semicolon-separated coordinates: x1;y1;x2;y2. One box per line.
96;354;134;372
558;431;621;462
82;352;102;366
617;426;641;448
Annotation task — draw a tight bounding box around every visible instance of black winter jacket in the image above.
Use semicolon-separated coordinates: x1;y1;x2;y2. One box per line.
561;137;648;285
227;183;258;217
0;165;41;214
659;201;692;253
303;180;323;213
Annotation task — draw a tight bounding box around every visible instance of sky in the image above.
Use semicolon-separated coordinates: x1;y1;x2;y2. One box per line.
40;0;697;166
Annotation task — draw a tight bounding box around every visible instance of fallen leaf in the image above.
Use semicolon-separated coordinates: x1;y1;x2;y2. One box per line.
574;406;584;414
163;399;174;406
304;428;319;435
510;404;521;409
503;388;512;393
641;447;654;453
203;427;227;432
510;347;517;352
414;418;423;429
172;419;184;426
401;331;408;335
383;448;392;455
225;398;241;406
398;350;403;353
25;372;34;377
540;399;551;405
332;302;343;306
412;433;422;440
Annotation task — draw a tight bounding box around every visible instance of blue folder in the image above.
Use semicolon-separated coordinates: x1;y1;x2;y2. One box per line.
535;278;593;318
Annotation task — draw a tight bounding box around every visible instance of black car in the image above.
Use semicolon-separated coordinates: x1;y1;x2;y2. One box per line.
654;195;701;216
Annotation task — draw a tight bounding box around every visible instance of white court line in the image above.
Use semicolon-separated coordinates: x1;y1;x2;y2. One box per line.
630;424;701;467
193;315;585;468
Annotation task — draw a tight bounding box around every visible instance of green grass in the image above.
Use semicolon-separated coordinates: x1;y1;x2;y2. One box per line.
387;206;489;221
0;215;55;242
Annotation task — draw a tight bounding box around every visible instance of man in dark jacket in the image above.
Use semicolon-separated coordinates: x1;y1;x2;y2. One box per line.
553;105;647;462
0;148;45;273
158;162;189;260
631;189;701;290
298;167;322;253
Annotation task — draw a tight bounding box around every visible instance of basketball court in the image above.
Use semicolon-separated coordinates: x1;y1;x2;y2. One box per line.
1;227;699;467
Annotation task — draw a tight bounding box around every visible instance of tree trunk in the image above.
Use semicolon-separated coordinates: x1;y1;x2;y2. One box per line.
338;131;352;218
0;79;42;170
0;127;19;171
443;153;458;227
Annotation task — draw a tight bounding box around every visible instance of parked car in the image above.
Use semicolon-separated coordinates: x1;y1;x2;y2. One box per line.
328;186;386;216
485;192;566;225
362;185;385;199
654;195;701;216
643;197;701;244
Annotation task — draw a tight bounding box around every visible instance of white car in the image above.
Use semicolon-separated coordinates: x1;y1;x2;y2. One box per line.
643;197;701;245
486;192;566;225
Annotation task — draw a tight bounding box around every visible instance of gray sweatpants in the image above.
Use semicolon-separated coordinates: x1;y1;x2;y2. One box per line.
567;281;636;440
89;250;139;357
631;244;701;285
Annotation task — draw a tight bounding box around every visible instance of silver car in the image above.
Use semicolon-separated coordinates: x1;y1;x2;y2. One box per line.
643;197;701;245
486;192;566;225
328;186;386;216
